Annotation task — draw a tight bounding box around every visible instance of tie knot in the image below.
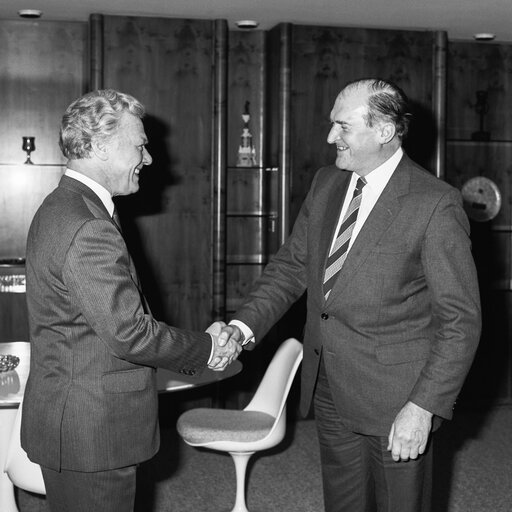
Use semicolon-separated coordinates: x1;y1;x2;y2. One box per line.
356;177;367;191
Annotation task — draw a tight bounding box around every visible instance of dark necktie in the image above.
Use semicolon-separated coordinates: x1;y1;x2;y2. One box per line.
112;207;122;233
323;176;367;299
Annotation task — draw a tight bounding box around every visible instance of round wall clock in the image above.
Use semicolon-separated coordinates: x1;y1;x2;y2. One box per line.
461;176;501;222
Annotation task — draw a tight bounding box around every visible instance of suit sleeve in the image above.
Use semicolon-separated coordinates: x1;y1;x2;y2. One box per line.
62;218;211;372
409;188;481;419
234;172;321;343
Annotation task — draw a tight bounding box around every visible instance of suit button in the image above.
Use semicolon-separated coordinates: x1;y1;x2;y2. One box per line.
321;313;329;320
314;348;320;355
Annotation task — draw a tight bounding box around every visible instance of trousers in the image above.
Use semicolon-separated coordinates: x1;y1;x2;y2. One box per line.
313;358;433;512
41;464;137;512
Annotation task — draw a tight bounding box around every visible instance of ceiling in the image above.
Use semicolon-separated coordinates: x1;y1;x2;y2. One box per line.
2;0;512;43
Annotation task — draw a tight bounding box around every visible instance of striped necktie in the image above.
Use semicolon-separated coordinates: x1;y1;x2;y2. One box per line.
323;176;366;299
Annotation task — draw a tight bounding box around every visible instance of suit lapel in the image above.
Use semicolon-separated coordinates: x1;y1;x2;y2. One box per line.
324;156;411;303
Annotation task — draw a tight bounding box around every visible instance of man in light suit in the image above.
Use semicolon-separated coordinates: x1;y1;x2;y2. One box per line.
218;79;481;511
21;89;240;512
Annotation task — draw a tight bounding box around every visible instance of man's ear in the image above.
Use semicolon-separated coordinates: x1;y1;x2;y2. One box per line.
91;139;109;161
378;122;396;144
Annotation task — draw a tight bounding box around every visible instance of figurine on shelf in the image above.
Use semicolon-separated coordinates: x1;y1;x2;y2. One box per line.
471;90;491;141
22;136;36;164
237;101;257;167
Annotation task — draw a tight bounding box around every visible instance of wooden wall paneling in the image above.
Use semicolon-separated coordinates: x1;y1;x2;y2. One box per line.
0;20;87;165
447;42;512;141
287;25;436;224
102;16;215;330
0;165;65;259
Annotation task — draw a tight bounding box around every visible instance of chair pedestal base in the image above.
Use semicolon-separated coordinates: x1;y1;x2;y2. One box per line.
230;451;255;512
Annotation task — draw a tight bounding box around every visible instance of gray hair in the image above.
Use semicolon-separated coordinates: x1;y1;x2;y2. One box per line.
59;89;145;159
343;78;411;140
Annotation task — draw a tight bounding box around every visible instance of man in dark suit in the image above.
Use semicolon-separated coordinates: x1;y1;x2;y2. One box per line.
21;89;240;512
217;79;481;511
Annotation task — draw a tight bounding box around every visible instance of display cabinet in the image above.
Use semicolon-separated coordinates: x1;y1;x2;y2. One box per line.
445;41;512;405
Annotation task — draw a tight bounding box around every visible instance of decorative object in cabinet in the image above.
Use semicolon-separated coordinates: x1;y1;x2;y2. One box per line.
471;90;491;141
461;176;501;222
226;166;277;313
236;102;257;167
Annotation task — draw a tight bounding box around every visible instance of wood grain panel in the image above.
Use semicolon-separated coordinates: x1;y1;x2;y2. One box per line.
0;20;86;165
102;16;214;330
0;165;64;259
226;264;264;313
288;26;436;223
447;42;512;141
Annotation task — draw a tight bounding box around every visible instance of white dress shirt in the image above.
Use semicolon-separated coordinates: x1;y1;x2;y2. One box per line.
328;147;403;255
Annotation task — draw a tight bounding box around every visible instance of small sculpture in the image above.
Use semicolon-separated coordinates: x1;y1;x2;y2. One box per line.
471;91;490;141
237;101;257;167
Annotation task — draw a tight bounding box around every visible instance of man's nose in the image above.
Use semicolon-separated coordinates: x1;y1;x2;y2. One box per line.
327;125;340;144
143;147;152;166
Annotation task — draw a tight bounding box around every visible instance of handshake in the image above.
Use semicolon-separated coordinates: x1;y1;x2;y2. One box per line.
206;321;244;372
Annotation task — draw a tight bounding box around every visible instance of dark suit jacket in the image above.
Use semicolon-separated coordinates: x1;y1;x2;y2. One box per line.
235;154;481;436
21;175;212;471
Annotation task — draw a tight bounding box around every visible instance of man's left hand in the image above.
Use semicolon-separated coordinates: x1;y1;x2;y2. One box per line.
387;401;433;462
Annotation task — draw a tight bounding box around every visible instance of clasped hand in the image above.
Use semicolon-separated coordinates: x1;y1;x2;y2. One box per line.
206;321;243;371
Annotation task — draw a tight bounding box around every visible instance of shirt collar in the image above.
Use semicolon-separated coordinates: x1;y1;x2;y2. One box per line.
357;147;403;193
64;168;115;217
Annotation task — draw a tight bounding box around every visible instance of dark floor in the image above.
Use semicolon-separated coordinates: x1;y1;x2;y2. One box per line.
17;404;512;512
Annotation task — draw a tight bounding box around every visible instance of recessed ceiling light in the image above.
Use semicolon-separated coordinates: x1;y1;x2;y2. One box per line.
235;20;259;29
18;9;42;19
473;33;495;41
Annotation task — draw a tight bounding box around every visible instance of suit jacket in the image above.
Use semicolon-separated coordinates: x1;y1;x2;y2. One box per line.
21;175;212;471
235;154;481;436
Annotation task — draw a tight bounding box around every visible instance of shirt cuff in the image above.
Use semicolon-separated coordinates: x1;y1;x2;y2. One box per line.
207;333;215;365
229;320;255;345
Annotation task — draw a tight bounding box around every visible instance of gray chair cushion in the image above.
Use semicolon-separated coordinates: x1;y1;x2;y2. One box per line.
177;409;276;444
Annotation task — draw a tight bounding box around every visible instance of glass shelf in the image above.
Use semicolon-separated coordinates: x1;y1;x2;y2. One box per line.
0;163;65;167
447;139;512;145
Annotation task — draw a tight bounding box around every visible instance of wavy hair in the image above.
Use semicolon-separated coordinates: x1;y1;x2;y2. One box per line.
59;89;145;159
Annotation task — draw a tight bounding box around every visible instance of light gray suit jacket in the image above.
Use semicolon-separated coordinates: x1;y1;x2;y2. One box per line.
235;154;481;435
22;175;212;471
